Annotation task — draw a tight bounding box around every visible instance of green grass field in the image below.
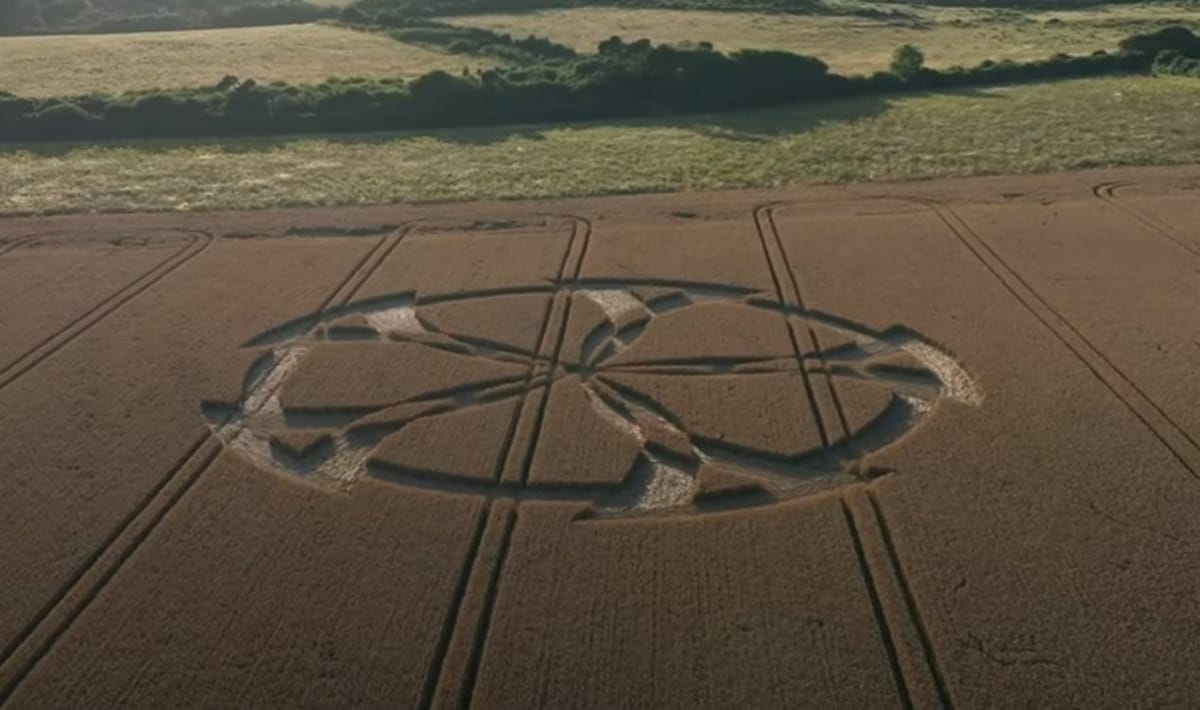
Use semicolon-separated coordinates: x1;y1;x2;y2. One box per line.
0;24;487;97
2;76;1196;215
449;2;1200;74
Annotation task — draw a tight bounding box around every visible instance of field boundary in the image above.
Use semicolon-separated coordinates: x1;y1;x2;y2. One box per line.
1093;181;1200;260
0;227;412;705
0;230;212;392
912;196;1200;478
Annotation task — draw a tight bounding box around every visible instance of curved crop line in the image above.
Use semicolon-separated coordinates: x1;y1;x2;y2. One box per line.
1093;180;1200;259
242;290;419;348
267;378;543;487
559;213;593;283
1;227;419;700
595;373;840;486
0;230;212;392
243;278;765;351
388;329;541;368
577;274;961;488
234;276;966;502
0;236;34;258
593;375;693;433
575;282;918;377
226;214;594;491
574;276;760;297
211;231;406;434
906;193;1200;479
411;310;543;365
209;231;415;482
0;227;412;704
348;376;543;439
755;201;840;450
577;287;764;371
218;205;975;514
759;200;951;457
0;435;221;705
762;197;957;710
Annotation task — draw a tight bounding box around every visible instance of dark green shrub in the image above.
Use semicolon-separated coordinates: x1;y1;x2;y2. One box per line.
212;2;337;28
890;44;926;80
31;101;97;139
1119;26;1200;58
0;94;36;132
1153;49;1200;77
338;6;367;23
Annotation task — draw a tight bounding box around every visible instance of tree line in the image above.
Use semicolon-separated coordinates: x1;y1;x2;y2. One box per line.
0;27;1195;142
338;14;579;62
344;0;1163;20
0;0;337;35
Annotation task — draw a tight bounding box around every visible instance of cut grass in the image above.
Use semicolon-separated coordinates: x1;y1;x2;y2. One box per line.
0;24;487;97
1;76;1197;216
448;2;1200;74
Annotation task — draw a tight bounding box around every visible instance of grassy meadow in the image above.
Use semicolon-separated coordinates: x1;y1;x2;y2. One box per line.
2;76;1197;215
449;2;1200;74
0;24;486;97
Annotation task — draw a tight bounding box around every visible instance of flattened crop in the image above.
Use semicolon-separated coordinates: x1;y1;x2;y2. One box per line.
3;168;1200;708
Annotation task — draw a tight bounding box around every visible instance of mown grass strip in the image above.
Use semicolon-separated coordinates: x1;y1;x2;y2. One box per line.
1;76;1196;216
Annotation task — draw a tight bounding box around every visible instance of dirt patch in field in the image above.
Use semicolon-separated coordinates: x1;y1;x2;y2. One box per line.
1;165;1199;708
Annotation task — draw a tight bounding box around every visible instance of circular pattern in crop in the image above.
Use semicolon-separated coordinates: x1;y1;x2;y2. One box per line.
203;279;980;517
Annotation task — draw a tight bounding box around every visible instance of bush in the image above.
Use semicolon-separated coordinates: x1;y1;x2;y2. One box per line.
890;44;926;80
30;101;98;138
211;2;337;28
350;17;576;62
337;6;364;22
0;94;37;131
1153;49;1200;77
1119;26;1200;58
87;12;193;33
1;0;340;34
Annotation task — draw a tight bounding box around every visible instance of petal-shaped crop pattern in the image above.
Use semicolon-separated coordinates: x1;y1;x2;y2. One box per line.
204;279;980;517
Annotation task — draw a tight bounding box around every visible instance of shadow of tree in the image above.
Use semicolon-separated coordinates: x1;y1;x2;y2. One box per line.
0;92;912;158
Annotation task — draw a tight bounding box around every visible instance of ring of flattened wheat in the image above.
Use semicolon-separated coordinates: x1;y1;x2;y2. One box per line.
202;279;980;516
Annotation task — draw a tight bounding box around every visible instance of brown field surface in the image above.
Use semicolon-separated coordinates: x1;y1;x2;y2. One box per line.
449;2;1200;74
0;24;477;97
1;165;1199;707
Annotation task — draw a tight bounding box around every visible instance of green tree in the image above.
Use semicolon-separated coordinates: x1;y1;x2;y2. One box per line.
890;44;925;80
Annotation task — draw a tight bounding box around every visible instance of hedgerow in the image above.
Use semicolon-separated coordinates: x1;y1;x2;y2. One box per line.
337;16;578;62
0;0;337;35
0;27;1192;142
1153;50;1200;76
